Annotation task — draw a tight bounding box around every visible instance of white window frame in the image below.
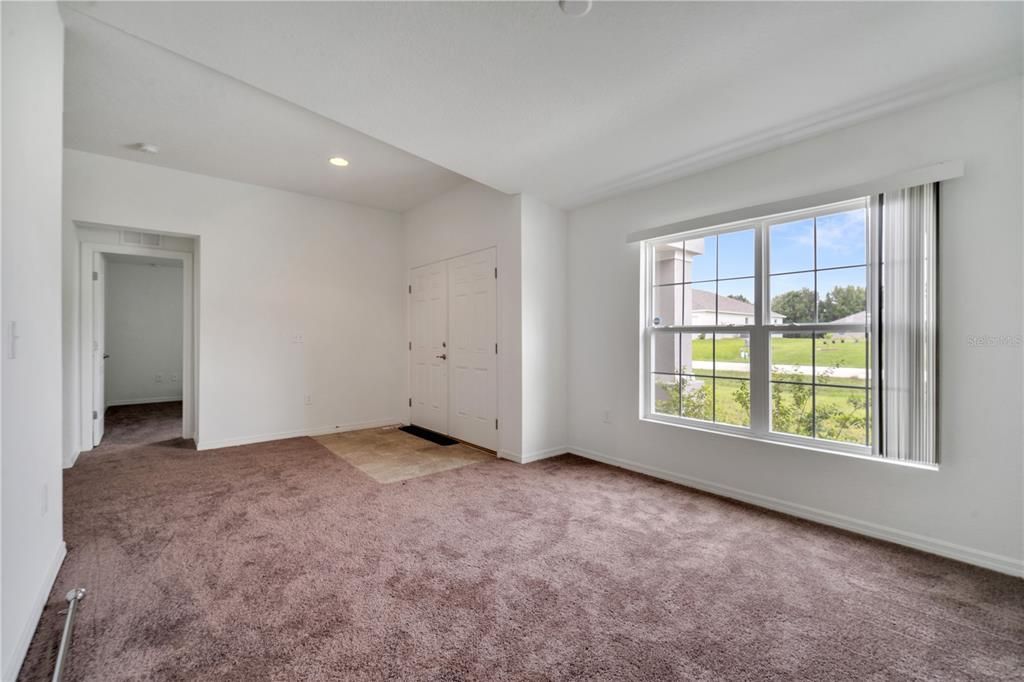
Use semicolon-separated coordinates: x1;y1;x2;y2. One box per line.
641;196;881;459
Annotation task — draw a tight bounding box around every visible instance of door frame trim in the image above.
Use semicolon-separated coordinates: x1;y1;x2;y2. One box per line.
78;239;196;450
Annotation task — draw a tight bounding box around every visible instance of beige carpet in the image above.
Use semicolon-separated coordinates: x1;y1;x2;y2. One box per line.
315;427;493;483
18;410;1024;680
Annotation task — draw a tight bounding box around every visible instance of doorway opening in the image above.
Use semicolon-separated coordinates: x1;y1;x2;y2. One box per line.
79;238;196;452
409;247;498;452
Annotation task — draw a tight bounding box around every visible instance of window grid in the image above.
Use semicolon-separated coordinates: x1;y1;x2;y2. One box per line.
649;332;754;427
768;331;872;446
644;197;875;456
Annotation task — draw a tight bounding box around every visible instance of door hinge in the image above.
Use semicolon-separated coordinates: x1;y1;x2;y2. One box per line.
409;341;412;351
408;284;412;294
92;410;98;420
494;267;497;279
409;397;412;407
495;343;498;354
495;418;499;430
92;271;99;281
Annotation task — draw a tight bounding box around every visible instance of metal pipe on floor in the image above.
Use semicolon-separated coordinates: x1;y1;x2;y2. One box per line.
52;588;86;682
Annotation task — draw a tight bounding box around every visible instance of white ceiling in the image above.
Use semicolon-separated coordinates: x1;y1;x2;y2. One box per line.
66;2;1022;209
61;9;467;212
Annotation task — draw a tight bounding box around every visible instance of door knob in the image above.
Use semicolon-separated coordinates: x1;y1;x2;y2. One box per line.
103;353;110;359
436;354;447;360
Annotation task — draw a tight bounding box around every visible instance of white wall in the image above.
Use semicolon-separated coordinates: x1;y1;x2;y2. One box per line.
402;181;524;457
1;3;66;679
520;195;568;461
104;260;184;406
63;150;407;452
567;77;1024;575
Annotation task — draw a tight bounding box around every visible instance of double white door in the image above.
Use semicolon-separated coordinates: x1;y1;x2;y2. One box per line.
410;248;497;451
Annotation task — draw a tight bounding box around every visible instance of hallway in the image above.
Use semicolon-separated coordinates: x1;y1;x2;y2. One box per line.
93;402;190;451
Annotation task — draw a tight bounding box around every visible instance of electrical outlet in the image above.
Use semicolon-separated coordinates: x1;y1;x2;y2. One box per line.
292;334;305;344
171;374;179;383
155;374;163;383
304;394;313;405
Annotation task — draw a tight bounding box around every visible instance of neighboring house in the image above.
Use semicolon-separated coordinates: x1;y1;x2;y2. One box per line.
691;289;786;329
828;310;868;339
653;240;785;333
830;311;868;325
652;242;787;372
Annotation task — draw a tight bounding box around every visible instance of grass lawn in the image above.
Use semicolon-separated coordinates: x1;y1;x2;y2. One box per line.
703;368;866;388
691;336;867;369
661;335;870;445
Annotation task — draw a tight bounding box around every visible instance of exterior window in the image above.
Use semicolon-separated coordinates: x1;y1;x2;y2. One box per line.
644;197;877;456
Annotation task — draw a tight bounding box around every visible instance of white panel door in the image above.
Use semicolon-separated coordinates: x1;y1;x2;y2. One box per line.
447;248;497;450
92;252;107;446
410;261;448;434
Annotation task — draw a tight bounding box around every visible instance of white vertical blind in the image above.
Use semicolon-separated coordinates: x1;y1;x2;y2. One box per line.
880;183;938;464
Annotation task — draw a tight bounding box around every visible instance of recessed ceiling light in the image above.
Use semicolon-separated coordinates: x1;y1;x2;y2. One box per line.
559;0;592;17
329;157;349;167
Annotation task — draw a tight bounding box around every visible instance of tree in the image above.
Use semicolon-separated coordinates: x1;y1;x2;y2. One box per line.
770;379;813;437
770;366;867;443
655;377;711;421
770;288;815;323
819;285;866;322
727;293;751;304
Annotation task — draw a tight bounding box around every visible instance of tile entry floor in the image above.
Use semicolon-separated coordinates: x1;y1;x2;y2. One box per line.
314;426;493;483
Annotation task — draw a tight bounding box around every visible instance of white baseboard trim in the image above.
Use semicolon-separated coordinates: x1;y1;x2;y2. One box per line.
105;396;183;407
196;418;402;451
498;447;566;464
64;448;80;470
4;541;67;682
521;447;567;463
569;445;1024;578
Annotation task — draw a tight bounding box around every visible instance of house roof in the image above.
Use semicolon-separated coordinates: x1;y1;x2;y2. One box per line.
829;311;868;325
692;289;785;319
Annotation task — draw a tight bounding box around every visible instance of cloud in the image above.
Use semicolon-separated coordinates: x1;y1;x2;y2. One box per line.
815;210;864;257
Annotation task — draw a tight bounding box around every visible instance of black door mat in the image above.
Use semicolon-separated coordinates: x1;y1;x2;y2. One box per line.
399;425;459;446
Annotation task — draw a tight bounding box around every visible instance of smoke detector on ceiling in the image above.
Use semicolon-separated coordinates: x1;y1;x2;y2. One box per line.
559;0;592;17
131;143;160;154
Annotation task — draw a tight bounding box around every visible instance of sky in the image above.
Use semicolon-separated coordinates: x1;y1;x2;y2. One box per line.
680;207;867;308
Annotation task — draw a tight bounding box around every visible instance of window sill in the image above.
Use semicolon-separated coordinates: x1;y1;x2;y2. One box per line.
640;415;938;471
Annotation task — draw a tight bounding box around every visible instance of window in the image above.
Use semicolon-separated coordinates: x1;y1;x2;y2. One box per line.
644;197;877;456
